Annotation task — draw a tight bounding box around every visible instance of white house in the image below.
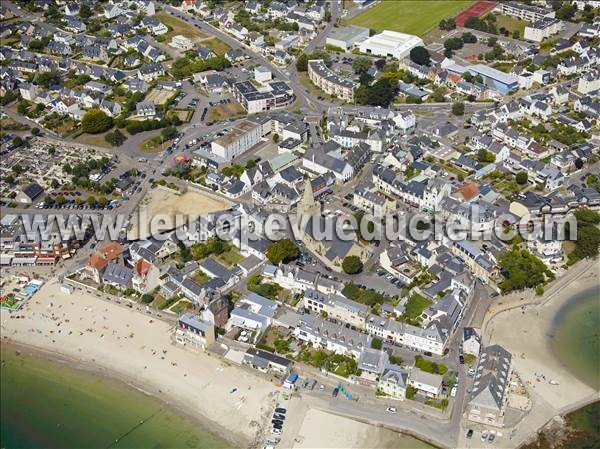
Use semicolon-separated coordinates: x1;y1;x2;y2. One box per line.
170;35;194;50
408;368;443;398
378;364;409;400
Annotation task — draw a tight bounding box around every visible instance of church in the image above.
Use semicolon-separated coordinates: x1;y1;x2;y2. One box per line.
293;179;368;271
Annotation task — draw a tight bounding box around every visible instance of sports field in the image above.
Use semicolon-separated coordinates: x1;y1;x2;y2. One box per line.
347;1;474;36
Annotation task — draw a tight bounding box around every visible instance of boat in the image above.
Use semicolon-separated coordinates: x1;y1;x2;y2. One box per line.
549;380;560;385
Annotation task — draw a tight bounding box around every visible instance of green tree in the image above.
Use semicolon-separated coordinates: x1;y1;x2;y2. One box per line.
498;248;552;293
55;194;66;205
452;102;465;116
516;172;528;185
79;4;92;18
355;78;396;107
371;337;382;350
556;3;576;19
296;53;308;72
409;46;431;66
161;125;178;140
342;255;363;275
105;129;126;147
266;239;300;264
86;195;97;206
461;32;477;44
31;127;40;136
34;71;60;88
352;56;372;75
439;18;456;31
477;149;495;163
81;109;113;134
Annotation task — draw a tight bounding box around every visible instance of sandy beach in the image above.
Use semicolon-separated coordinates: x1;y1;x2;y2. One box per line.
1;279;431;449
483;258;600;447
0;280;273;448
290;409;434;449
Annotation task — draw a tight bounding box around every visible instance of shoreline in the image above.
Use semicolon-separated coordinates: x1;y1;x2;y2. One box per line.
0;279;440;449
483;258;600;448
548;283;600;391
0;280;275;449
0;339;243;449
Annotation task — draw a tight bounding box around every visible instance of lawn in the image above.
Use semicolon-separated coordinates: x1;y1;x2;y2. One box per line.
167;109;193;123
170;299;194;314
201;37;231;56
191;271;210;285
493;13;527;38
492;62;515;73
156;11;210;42
207;102;246;122
539;36;559;52
401;293;432;325
73;132;112;148
140;135;171;153
347;1;473;36
216;248;244;267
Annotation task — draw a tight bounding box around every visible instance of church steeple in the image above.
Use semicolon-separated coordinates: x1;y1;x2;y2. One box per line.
297;177;321;222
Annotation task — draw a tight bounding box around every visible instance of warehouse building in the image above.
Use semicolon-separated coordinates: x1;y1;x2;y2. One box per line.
358;30;423;60
326;25;370;51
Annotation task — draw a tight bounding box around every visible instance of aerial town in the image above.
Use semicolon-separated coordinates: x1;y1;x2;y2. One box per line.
0;1;598;449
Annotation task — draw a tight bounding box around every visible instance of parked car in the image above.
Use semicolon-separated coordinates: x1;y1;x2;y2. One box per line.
466;429;473;439
386;407;397;414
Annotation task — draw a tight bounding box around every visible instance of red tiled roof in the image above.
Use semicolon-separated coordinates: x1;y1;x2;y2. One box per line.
99;242;125;261
456;182;480;201
88;253;108;271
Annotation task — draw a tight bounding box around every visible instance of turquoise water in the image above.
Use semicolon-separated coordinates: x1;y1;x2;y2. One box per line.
551;286;600;389
0;345;234;449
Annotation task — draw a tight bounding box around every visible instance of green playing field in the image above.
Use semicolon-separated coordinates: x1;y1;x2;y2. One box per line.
347;1;473;36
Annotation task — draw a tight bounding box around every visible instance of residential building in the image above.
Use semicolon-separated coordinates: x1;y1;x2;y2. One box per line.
463;327;481;357
243;348;292;374
303;288;369;329
232;80;295;114
308;59;356;102
211;120;263;161
467;345;512;427
497;2;555;21
170;35;194;50
408;368;443;398
175;313;216;348
294;314;370;359
524;18;562;42
578;69;600;94
378;364;409;400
